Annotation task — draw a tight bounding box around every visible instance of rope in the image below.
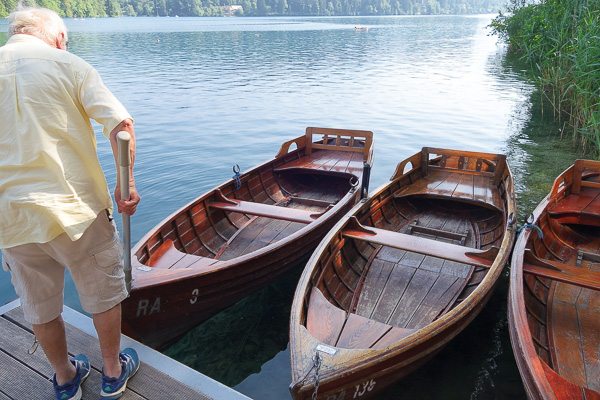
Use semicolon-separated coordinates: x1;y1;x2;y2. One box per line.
232;164;241;190
28;337;39;355
312;351;322;400
517;223;544;239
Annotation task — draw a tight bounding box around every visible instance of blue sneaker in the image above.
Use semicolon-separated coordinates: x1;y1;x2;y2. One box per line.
53;354;90;400
101;348;140;399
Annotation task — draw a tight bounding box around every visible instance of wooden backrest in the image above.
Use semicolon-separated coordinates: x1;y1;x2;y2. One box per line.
420;147;507;186
305;127;374;161
571;159;600;194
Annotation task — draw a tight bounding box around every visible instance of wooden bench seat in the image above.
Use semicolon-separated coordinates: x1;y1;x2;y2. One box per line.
274;149;366;176
342;217;497;269
146;240;219;269
548;188;600;226
523;250;600;291
548;159;600;226
394;170;504;211
209;190;320;224
274;127;372;176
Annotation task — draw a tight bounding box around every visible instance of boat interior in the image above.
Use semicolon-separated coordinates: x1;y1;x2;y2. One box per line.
521;160;600;394
134;128;373;269
304;149;511;350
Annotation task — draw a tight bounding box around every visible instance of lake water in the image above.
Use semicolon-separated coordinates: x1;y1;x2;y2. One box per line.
0;15;585;399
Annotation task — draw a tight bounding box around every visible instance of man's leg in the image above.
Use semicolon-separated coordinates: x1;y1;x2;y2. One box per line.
3;245;76;386
32;316;76;385
93;303;122;378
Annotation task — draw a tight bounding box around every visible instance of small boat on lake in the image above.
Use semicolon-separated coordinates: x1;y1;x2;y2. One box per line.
120;127;373;350
509;159;600;400
289;147;516;400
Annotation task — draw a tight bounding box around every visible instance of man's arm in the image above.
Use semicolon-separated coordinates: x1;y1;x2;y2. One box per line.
109;119;140;216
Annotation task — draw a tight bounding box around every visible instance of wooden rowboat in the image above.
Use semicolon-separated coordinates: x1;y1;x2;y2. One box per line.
289;147;516;400
509;159;600;400
121;127;374;350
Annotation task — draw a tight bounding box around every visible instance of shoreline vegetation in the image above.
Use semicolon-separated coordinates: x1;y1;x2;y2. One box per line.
1;0;506;19
490;0;600;156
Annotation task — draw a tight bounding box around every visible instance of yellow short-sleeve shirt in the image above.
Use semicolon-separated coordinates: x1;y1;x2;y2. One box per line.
0;34;132;248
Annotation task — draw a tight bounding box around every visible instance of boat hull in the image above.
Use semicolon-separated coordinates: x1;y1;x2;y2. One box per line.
508;159;600;400
122;127;374;350
122;193;359;349
290;284;497;400
290;147;517;399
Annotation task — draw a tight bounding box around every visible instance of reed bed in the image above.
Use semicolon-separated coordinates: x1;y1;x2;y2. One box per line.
490;0;600;155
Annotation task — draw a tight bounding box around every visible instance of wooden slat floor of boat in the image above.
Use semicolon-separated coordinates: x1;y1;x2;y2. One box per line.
219;191;339;261
550;246;600;393
355;210;476;331
274;149;366;175
395;170;502;211
0;301;250;400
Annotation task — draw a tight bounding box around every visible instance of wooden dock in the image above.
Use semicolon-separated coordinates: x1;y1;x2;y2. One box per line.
0;300;251;400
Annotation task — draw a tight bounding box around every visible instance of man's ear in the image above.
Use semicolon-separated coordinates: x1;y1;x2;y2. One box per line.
55;32;67;50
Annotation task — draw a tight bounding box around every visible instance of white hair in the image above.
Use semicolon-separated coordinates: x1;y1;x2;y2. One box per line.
8;2;68;45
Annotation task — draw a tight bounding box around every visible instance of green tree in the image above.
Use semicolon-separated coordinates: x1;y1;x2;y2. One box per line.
105;0;121;16
256;0;266;15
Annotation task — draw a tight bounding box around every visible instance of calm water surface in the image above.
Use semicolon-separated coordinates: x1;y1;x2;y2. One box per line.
0;15;585;399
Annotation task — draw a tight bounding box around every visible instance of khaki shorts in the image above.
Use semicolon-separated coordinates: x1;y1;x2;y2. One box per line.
1;211;128;324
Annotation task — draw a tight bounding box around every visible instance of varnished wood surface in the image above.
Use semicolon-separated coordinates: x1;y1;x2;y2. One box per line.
289;147;516;400
509;159;600;400
523;251;600;291
395;168;503;211
122;127;374;350
274;148;367;176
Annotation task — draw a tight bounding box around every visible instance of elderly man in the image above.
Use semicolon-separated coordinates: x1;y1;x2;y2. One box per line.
0;5;141;400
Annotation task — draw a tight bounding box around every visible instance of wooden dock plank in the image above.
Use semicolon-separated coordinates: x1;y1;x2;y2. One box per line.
0;316;54;377
0;351;55;400
1;302;250;400
4;308;205;400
